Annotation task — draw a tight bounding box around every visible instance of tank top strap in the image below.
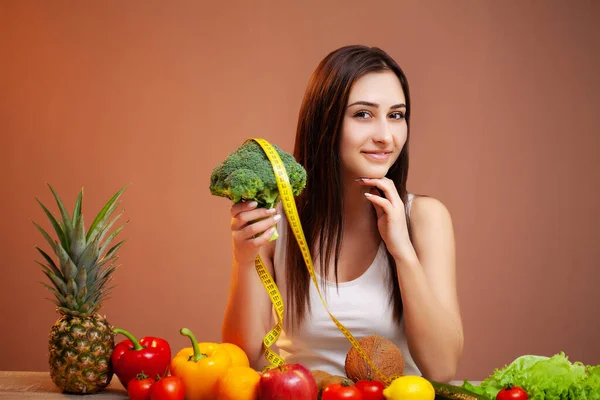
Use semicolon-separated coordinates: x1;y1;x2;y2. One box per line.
406;192;415;218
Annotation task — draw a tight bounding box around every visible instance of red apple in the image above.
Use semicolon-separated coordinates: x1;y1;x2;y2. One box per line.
259;363;318;400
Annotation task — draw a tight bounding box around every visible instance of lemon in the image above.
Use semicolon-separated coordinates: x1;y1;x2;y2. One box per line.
383;375;435;400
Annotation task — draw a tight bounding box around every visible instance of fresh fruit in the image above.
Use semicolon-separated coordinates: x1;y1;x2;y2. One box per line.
311;370;333;390
216;365;261;400
322;382;363;399
220;342;250;367
127;372;154;400
496;384;528;400
111;328;171;388
355;379;385;400
344;335;404;383
170;328;232;400
150;376;185;400
382;376;435;400
259;363;318;400
35;185;128;393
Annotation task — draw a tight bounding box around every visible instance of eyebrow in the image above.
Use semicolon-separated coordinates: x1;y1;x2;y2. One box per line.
347;101;407;110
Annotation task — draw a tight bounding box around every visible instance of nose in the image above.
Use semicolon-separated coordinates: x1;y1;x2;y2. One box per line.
372;117;393;144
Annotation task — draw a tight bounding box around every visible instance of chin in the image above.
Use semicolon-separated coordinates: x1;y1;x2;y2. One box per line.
359;167;391;179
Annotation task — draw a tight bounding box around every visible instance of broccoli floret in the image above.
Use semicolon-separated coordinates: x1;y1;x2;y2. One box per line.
210;140;307;240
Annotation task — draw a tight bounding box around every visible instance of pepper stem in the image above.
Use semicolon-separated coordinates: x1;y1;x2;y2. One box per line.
113;328;144;351
180;328;206;362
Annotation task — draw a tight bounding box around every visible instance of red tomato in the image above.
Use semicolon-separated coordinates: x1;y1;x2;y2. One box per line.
354;379;385;400
150;376;185;400
496;384;528;400
127;374;154;400
322;382;363;400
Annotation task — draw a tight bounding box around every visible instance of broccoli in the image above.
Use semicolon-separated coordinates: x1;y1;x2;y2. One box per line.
210;140;307;240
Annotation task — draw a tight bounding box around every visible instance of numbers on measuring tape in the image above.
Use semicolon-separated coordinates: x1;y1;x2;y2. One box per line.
248;138;392;386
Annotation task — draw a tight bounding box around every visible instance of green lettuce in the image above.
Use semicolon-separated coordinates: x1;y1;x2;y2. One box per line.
462;352;600;399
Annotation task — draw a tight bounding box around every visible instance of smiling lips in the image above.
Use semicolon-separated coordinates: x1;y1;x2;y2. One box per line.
361;151;392;161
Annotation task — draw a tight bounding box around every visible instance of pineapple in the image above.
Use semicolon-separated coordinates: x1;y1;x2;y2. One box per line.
34;184;128;394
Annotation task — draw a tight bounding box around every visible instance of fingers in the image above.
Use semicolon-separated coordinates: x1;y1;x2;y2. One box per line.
238;223;278;248
232;213;281;240
231;206;277;231
356;177;401;206
364;191;392;215
230;200;259;218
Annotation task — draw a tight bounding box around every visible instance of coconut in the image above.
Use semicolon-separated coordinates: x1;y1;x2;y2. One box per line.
344;335;404;382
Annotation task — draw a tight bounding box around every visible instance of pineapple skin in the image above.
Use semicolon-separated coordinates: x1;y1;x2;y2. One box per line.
49;313;115;394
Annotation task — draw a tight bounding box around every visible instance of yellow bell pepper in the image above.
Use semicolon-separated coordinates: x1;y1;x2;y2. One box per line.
170;328;232;400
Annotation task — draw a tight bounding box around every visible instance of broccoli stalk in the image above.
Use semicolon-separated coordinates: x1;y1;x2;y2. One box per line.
210;140;307;241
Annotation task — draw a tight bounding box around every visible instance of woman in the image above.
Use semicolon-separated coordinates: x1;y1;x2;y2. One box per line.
222;45;463;382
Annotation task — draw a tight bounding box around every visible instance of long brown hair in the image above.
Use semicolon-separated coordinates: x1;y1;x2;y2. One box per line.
285;45;412;329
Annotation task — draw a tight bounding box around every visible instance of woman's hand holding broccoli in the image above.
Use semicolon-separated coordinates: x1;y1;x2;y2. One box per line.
229;201;281;266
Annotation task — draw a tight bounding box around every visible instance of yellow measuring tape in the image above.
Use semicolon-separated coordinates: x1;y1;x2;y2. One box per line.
247;138;392;385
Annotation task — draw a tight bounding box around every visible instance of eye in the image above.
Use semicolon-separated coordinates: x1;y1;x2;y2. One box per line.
353;110;372;119
389;111;405;120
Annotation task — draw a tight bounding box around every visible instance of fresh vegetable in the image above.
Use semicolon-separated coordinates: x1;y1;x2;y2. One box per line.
127;372;154;400
209;140;307;240
429;380;488;400
321;375;355;389
496;384;528;400
259;363;318;400
220;342;250;367
382;375;435;400
150;376;185;400
36;185;128;394
169;328;232;400
322;381;363;400
111;328;171;388
355;379;385;400
463;352;600;400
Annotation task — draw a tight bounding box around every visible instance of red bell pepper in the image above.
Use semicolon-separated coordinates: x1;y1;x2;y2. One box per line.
111;328;172;388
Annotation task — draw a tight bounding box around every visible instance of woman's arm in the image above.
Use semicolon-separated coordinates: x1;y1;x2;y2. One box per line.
221;201;280;368
396;196;463;382
221;245;275;368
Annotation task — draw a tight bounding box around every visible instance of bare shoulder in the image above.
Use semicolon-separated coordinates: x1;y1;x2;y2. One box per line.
410;195;453;228
408;195;455;262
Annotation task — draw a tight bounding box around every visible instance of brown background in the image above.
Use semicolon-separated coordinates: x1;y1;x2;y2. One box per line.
1;1;598;380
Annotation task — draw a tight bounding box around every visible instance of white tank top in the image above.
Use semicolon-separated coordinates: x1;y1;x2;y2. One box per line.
268;193;420;377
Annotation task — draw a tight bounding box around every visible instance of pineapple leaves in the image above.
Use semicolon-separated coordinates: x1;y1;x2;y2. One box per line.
35;198;69;252
77;232;101;273
35;246;63;281
66;279;78;297
56;242;78;281
104;240;126;261
87;265;117;297
75;265;87;292
47;184;73;239
39;264;68;294
86;185;128;242
72;188;83;228
32;223;57;254
99;226;127;260
86;255;117;286
40;282;67;305
70;212;86;264
34;184;128;316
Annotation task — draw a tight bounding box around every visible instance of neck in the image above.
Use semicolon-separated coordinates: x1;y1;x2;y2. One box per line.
341;176;379;238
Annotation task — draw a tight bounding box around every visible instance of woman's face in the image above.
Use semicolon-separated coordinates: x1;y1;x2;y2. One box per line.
339;70;407;181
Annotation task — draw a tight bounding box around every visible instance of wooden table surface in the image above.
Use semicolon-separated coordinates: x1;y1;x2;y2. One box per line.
0;371;127;399
0;371;477;399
